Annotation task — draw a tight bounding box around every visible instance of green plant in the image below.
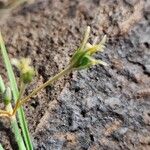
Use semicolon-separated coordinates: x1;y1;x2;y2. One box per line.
0;26;107;149
0;32;32;150
0;144;4;150
0;0;34;11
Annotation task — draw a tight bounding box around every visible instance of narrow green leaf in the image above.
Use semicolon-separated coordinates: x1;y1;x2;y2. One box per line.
0;32;33;150
0;76;26;150
0;144;4;150
0;75;5;93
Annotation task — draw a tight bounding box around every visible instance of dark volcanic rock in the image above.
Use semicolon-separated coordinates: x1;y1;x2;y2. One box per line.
0;0;150;150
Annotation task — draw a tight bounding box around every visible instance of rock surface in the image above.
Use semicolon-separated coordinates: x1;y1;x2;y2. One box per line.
0;0;150;149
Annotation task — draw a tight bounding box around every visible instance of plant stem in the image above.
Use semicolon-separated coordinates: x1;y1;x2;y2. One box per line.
6;103;26;150
19;81;26;98
0;109;11;117
14;81;26;114
12;65;72;115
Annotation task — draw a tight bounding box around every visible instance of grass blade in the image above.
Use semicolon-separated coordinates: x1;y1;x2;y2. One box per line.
0;32;33;150
0;144;4;150
0;75;26;150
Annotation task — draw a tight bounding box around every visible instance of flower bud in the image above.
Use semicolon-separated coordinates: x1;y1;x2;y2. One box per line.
21;66;35;84
69;26;107;70
11;58;35;84
3;87;12;105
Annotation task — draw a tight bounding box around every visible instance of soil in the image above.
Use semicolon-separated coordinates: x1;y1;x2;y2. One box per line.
0;0;150;150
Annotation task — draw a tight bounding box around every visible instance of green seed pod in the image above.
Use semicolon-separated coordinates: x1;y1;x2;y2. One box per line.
3;87;12;105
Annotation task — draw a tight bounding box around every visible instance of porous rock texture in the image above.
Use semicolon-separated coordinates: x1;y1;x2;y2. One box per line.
0;0;150;150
